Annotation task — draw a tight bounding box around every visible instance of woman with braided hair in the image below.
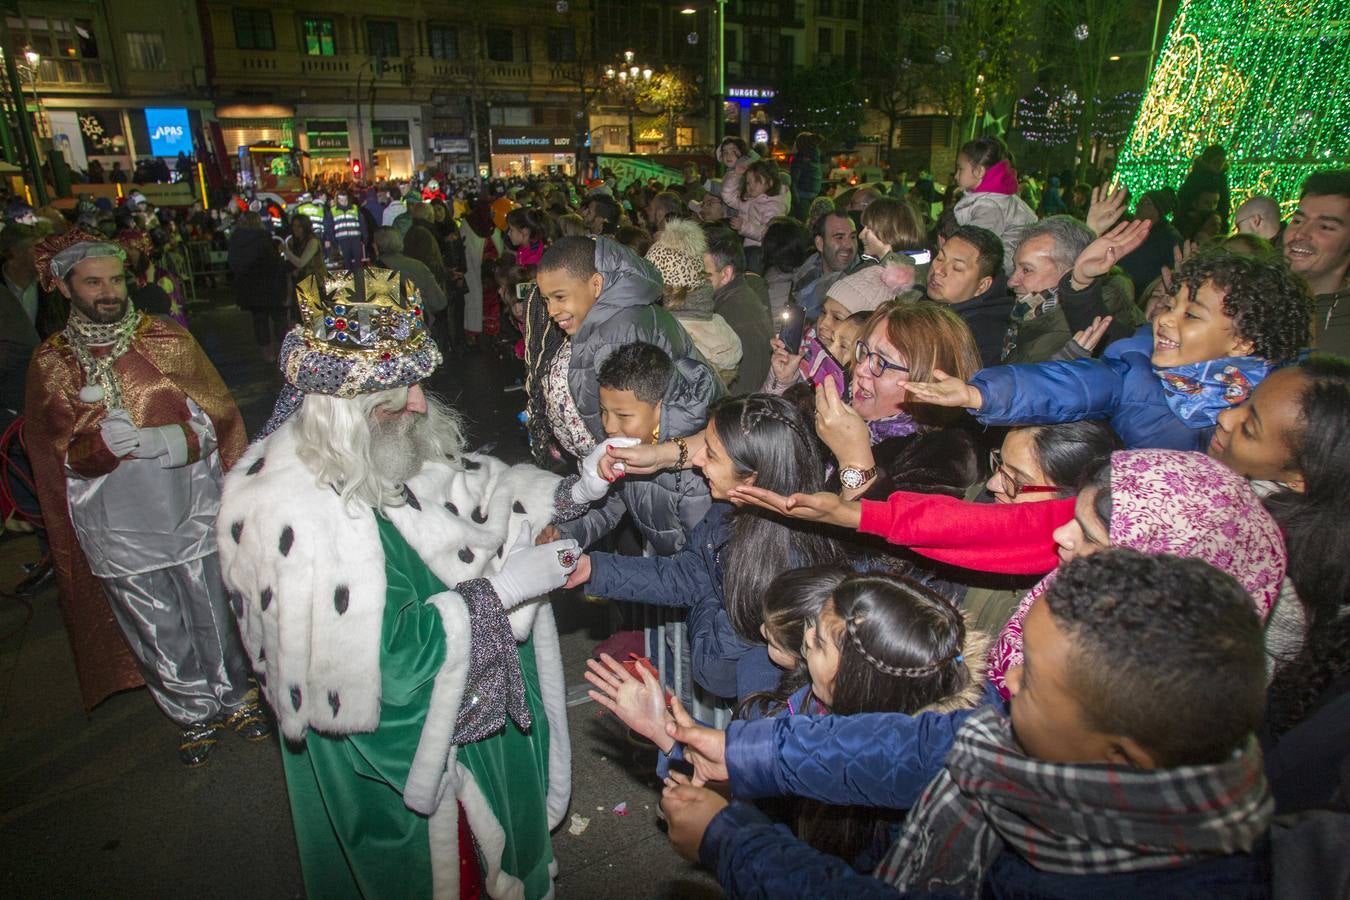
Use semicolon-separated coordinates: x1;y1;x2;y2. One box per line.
567;393;851;702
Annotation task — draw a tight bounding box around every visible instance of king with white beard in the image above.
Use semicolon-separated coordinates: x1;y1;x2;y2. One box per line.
218;267;622;899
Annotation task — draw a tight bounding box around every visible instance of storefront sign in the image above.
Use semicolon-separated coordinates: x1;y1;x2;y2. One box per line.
373;119;411;151
145;107;192;156
375;132;411;149
492;130;572;153
305;119;348;153
636;128;664;143
728;86;775;99
432;137;471;154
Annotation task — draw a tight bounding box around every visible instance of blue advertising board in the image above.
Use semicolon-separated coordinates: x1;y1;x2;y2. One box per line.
145;107;192;157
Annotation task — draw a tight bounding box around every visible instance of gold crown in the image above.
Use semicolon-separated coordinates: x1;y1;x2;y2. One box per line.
295;267;431;358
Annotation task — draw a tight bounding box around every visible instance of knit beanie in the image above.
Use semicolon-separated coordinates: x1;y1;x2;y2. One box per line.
646;219;708;289
826;264;902;315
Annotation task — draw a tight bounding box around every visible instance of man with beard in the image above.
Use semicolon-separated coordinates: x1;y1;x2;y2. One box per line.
24;230;266;765
220;265;620;898
791;209;863;318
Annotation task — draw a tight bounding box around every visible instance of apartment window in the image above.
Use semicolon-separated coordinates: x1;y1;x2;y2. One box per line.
843;29;857;61
428;25;457;60
817;0;834;15
817;26;832;53
779;34;795;66
366;20;399;58
233;9;274;51
547;27;575;62
126;31;166;70
303;17;335;56
489;106;531;127
842;0;859;16
485;27;514;63
725;30;739;61
7;16;105;84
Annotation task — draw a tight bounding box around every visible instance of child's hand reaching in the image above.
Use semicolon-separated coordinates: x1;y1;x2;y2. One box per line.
902;369;984;410
666;695;729;784
661;771;729;863
585;653;675;752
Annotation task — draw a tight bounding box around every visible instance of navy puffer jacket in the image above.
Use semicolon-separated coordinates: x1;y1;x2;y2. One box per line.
584;502;782;701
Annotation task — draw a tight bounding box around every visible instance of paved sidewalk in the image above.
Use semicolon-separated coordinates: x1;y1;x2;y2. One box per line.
0;300;718;898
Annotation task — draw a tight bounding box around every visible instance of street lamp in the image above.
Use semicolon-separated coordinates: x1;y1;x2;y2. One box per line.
603;50;654;152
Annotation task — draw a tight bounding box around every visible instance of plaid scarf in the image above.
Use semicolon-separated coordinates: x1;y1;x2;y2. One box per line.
1002;288;1059;360
875;707;1273;895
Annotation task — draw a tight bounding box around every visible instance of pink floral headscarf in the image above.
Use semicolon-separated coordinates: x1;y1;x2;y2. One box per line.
988;450;1287;697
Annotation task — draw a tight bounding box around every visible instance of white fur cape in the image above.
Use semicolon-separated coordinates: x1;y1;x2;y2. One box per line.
217;420;569;900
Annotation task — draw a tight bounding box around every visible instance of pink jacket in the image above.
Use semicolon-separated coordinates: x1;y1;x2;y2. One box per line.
722;164;791;246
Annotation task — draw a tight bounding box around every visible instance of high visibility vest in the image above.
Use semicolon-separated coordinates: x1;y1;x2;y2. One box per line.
331;206;362;241
295;201;326;237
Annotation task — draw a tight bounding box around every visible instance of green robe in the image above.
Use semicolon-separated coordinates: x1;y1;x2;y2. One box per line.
281;517;554;899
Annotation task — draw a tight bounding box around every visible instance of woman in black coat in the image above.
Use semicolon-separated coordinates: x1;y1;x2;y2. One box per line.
227;211;290;360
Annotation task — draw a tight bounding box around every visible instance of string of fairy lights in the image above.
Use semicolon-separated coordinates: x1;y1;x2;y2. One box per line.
1115;0;1350;212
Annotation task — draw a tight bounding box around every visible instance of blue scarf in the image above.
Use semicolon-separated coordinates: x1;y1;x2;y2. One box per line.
1156;355;1273;427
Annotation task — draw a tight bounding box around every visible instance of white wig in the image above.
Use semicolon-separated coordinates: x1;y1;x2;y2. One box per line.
292;386;466;514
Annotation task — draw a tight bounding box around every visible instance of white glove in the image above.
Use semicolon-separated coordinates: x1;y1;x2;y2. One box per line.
128;423;183;461
487;527;580;608
571;437;641;504
99;410;140;456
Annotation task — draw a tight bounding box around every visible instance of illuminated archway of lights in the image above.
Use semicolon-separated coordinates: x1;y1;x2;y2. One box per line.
1115;0;1350;215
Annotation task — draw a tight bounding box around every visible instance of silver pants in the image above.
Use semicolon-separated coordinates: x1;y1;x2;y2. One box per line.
100;553;253;726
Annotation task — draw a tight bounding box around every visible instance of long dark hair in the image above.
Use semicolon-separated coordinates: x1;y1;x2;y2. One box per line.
1264;355;1350;736
715;395;850;642
741;565;852;718
1026;420;1124;493
798;572;975;863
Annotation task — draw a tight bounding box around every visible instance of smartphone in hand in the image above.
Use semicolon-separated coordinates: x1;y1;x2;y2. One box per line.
778;302;806;354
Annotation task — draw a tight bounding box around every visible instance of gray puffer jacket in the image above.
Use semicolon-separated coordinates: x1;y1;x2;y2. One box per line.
569;237;717;440
561;356;719;555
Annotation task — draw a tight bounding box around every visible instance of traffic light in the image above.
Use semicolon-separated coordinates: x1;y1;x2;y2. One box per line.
351;158;363;181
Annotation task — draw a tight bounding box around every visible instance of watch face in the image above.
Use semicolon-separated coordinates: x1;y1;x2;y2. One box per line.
840;468;863;489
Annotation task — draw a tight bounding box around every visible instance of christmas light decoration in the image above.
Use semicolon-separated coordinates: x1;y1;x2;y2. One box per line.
1115;0;1350;214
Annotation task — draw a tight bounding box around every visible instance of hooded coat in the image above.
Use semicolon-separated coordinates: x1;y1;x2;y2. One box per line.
567;237;717;442
560;356;718;556
953;161;1038;275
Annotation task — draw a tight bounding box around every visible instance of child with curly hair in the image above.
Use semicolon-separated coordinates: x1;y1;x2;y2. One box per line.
905;250;1313;450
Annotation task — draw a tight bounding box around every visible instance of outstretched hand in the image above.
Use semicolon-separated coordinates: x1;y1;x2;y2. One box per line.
585;653;674;751
900;369;984;410
661;771;728;863
728;485;863;529
1070;315;1114;355
1072;218;1152;285
1086;183;1129;236
665;695;729;785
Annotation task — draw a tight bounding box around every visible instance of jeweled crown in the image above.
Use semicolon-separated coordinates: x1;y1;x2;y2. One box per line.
295;267;430;358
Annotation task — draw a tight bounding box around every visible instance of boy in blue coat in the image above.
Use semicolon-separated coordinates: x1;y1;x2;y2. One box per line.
906;251;1312;450
663;550;1275;898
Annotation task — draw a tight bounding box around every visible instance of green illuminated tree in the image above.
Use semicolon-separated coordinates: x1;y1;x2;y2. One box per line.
1116;0;1350;209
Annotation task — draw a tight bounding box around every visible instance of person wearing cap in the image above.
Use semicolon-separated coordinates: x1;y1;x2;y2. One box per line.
23;230;266;766
220;265;619;899
689;183;729;227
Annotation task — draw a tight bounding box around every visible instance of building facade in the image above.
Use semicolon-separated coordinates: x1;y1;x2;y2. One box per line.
202;0;599;182
2;0;210;180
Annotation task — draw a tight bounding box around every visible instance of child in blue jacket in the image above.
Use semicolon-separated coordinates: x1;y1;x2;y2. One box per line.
662;550;1276;899
906;251;1313;451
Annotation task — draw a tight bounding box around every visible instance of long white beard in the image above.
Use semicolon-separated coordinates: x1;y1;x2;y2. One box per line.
370;412;441;488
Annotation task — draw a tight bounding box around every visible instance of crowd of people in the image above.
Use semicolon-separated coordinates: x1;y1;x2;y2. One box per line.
1;128;1347;899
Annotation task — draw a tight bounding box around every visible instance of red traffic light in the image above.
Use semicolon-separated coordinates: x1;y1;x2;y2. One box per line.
351;158;363;179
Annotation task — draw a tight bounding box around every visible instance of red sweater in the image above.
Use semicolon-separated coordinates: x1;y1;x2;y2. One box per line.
858;491;1074;575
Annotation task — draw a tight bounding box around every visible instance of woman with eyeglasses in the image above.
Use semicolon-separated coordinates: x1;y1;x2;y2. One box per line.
812;300;983;502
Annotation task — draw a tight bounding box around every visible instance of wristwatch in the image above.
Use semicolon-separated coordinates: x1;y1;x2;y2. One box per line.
839;464;877;490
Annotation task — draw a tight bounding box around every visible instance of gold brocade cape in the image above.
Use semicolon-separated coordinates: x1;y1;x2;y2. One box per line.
24;313;247;710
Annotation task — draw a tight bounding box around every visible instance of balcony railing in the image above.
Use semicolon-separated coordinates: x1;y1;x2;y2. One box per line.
216;50;556;89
